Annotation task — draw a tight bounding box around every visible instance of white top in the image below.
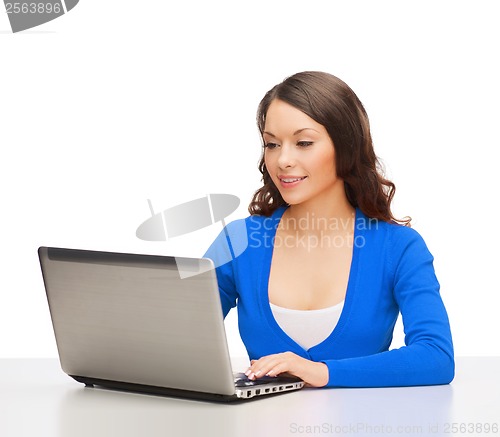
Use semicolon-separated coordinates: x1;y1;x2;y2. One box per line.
269;300;345;350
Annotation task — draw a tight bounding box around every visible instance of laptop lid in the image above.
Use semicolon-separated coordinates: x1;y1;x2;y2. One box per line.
38;247;237;398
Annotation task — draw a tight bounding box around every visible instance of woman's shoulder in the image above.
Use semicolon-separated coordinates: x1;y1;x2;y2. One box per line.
356;209;430;252
211;207;285;244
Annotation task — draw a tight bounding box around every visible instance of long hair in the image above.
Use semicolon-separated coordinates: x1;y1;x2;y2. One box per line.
248;71;410;225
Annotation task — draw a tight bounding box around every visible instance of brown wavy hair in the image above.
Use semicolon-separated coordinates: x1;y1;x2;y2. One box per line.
248;71;410;225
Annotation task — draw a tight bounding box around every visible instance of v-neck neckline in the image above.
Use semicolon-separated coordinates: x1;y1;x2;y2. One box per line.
258;206;363;354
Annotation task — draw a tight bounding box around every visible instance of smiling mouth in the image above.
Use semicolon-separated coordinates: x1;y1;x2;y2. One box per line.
278;176;307;188
280;176;307;183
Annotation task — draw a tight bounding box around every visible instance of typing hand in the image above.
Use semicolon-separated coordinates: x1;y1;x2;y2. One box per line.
244;352;329;387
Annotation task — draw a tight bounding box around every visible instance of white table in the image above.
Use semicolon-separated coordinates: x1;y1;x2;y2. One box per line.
1;357;499;437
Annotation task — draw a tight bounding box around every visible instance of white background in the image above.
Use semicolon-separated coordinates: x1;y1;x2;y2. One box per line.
1;0;499;358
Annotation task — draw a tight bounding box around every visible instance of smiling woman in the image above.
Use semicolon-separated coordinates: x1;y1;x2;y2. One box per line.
261;99;343;217
204;71;454;389
250;71;407;225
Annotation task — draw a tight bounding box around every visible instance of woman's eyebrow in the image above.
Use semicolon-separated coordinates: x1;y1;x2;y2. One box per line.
263;131;277;138
293;128;319;135
263;128;319;138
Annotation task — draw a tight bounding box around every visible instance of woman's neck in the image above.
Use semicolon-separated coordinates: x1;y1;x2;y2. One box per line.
282;192;355;237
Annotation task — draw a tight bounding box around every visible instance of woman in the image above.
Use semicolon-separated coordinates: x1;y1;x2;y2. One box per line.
204;71;454;388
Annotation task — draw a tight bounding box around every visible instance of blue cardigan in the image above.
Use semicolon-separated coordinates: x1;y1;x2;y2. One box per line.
204;206;454;387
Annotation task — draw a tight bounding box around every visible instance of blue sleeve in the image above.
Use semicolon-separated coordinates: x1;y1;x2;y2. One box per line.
322;228;455;387
203;220;247;318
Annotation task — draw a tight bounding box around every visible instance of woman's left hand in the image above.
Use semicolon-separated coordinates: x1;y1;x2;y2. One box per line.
245;351;329;387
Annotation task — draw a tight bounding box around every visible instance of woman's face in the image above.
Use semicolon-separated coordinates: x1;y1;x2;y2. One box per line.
263;99;342;208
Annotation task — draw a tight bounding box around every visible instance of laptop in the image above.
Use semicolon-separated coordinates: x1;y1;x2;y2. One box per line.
38;247;304;402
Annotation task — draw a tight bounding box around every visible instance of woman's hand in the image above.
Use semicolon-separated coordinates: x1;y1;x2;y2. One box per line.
244;352;329;387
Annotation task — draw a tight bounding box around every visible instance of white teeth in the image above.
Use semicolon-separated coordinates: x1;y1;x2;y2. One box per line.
282;177;305;183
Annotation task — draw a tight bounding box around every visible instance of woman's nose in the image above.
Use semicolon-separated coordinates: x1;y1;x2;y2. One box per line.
277;144;296;169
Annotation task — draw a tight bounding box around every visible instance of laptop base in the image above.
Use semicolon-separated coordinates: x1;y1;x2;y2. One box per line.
71;374;304;403
71;375;242;403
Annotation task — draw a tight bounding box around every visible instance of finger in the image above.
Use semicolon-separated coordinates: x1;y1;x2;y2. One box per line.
257;353;301;379
245;356;275;379
244;359;260;376
265;361;290;377
244;359;259;377
250;356;287;379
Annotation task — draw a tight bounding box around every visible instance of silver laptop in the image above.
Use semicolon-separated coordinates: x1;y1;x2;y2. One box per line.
38;247;304;402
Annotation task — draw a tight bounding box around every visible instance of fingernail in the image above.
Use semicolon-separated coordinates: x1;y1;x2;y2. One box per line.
244;369;251;376
255;370;261;376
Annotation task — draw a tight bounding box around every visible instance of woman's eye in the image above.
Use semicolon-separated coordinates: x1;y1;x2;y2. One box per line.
297;141;313;147
264;142;279;149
